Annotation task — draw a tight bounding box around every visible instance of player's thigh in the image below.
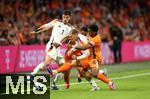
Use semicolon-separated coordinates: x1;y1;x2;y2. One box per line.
43;55;53;65
56;54;65;66
45;49;57;65
84;69;92;78
88;59;99;77
89;59;100;68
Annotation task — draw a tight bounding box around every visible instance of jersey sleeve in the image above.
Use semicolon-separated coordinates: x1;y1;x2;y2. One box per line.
78;34;88;44
42;19;58;30
89;35;101;46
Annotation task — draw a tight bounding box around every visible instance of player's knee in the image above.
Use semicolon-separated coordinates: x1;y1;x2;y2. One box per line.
44;56;53;64
59;62;64;66
80;70;85;77
85;71;92;78
38;63;45;69
91;72;97;77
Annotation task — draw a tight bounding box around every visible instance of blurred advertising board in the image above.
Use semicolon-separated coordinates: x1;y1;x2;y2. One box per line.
0;41;150;73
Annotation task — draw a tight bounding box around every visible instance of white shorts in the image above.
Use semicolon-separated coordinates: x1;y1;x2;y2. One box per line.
46;45;65;64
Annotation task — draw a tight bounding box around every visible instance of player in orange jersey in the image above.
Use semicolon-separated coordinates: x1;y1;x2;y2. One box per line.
74;24;115;90
51;24;115;90
61;29;100;90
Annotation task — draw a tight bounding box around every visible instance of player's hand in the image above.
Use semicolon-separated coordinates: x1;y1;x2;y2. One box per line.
71;55;77;60
71;60;77;66
67;50;73;56
66;51;71;56
30;31;36;34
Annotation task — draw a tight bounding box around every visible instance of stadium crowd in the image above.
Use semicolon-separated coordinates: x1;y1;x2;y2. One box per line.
0;0;149;46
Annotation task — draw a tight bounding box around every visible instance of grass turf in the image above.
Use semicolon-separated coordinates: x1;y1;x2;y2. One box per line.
0;61;150;99
50;61;150;99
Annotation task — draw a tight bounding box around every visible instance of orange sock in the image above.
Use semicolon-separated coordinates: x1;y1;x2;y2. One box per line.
64;71;70;84
97;73;110;84
64;75;70;85
64;76;70;89
57;63;72;73
64;71;70;89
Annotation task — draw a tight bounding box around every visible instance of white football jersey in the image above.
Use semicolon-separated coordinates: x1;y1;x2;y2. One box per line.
49;21;72;44
45;20;73;51
76;34;90;59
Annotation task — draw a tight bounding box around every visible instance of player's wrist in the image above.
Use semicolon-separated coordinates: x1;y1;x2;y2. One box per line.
30;31;36;34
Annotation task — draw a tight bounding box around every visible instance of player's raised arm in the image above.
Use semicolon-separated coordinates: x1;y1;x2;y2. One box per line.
30;19;58;34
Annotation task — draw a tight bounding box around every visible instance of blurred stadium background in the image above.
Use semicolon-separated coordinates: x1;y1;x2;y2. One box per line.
0;0;150;99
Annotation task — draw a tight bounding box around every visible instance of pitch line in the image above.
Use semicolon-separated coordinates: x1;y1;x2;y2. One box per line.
57;72;150;87
0;72;150;95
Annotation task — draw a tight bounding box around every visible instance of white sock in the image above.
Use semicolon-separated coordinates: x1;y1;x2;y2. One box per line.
99;69;104;74
90;79;97;87
31;63;45;75
53;73;62;84
109;82;112;85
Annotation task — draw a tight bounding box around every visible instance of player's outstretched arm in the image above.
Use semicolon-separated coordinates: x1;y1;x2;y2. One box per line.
30;19;58;34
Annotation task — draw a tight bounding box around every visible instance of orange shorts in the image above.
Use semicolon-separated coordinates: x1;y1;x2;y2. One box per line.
88;58;102;69
80;57;92;69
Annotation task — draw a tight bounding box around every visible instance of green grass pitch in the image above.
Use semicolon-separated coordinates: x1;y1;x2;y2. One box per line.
50;61;150;99
0;61;150;99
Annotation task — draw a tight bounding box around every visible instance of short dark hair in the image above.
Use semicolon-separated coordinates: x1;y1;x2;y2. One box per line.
89;24;99;32
63;10;72;16
81;26;88;32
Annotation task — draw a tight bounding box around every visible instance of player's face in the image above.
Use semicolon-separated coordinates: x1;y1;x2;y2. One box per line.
71;33;78;42
88;29;97;37
62;15;70;24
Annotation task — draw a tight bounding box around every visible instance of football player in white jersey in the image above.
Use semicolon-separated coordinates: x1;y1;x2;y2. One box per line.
28;10;74;90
